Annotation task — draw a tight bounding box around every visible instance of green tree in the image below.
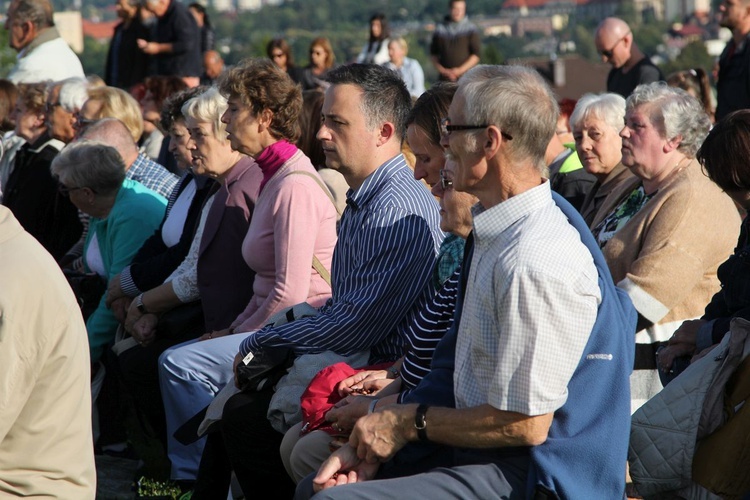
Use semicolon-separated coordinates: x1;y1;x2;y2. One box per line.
572;24;597;62
0;30;18;78
659;40;714;77
81;36;109;79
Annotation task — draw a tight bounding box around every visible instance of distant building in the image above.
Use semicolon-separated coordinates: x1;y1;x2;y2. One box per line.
509;54;611;100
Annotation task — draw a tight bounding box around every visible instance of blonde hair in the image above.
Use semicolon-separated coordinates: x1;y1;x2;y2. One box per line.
85;86;144;143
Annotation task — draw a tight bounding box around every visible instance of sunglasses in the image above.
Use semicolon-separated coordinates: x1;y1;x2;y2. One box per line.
600;31;630;59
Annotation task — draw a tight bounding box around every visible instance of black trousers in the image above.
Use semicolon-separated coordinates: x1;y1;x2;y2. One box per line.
115;330;201;450
193;388;296;499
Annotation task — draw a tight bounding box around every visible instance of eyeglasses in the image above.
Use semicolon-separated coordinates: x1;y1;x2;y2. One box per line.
440;117;513;141
74;115;98;130
439;169;454;191
599;31;630;59
57;184;95;197
44;101;62;113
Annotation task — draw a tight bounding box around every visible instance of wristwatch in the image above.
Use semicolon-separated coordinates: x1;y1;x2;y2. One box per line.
414;404;430;442
134;294;148;314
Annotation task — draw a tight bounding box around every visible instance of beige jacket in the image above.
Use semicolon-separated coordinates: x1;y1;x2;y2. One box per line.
598;159;739;331
0;207;96;497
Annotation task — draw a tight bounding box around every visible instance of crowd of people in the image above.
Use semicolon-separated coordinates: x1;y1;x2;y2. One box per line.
1;0;749;498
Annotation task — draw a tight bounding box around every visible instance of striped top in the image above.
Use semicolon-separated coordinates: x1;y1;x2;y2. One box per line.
398;267;460;401
239;154;444;365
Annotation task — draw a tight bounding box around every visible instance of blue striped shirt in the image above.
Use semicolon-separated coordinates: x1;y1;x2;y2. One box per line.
239;154;444;364
398;267;460;401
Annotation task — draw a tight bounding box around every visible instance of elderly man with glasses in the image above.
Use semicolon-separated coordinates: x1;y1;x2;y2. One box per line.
295;64;637;500
595;17;664;98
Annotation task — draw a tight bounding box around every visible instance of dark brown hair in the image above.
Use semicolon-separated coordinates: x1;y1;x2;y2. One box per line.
142;75;189;112
697;109;750;192
405;82;457;146
298;89;325;168
266;37;294;68
160;85;209;131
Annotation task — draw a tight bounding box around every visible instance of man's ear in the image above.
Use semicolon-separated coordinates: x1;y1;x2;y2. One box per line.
376;121;396;146
484;125;504;159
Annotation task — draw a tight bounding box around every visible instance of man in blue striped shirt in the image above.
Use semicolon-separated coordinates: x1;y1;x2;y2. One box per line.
169;63;444;496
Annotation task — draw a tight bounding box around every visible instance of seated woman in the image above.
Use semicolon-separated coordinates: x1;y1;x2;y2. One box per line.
104;87;215;452
569;92;634;226
657;109;750;378
2;81;81;260
50;140;166;366
267;37;303;84
75;85;144;141
105;86;213;321
590;83;740;412
154;58;339;486
279;161;476;484
120;86;263;482
406;82;462;290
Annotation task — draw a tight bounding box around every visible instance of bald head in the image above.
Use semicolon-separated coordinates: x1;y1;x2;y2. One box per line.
203;50;225;79
80;117;139;167
594;17;636;69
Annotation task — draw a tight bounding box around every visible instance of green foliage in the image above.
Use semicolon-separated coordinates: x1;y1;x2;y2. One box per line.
135;476;181;499
572;24;598;62
659;40;714;77
636;22;670;57
0;30;18;79
81;36;109;80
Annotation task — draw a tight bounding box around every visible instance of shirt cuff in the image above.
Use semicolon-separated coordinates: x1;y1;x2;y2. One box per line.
119;266;141;297
696;319;717;352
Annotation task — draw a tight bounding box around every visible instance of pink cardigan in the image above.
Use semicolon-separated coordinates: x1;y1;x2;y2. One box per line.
230;147;337;332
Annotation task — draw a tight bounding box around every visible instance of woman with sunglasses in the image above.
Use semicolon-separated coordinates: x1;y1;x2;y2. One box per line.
267;37;303;84
300;37;337;91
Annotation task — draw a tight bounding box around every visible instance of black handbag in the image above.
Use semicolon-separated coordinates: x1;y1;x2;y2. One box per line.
63;269;107;321
154;300;205;340
235;346;295;392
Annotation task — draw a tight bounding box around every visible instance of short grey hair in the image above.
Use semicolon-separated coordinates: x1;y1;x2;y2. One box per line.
10;0;54;29
627;82;711;158
50;140;126;195
459;64;558;173
569;92;626;134
181;87;228;142
58;77;90;113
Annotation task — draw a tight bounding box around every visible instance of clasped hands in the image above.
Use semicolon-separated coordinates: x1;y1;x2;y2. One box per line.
657;319;716;373
312;403;415;494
